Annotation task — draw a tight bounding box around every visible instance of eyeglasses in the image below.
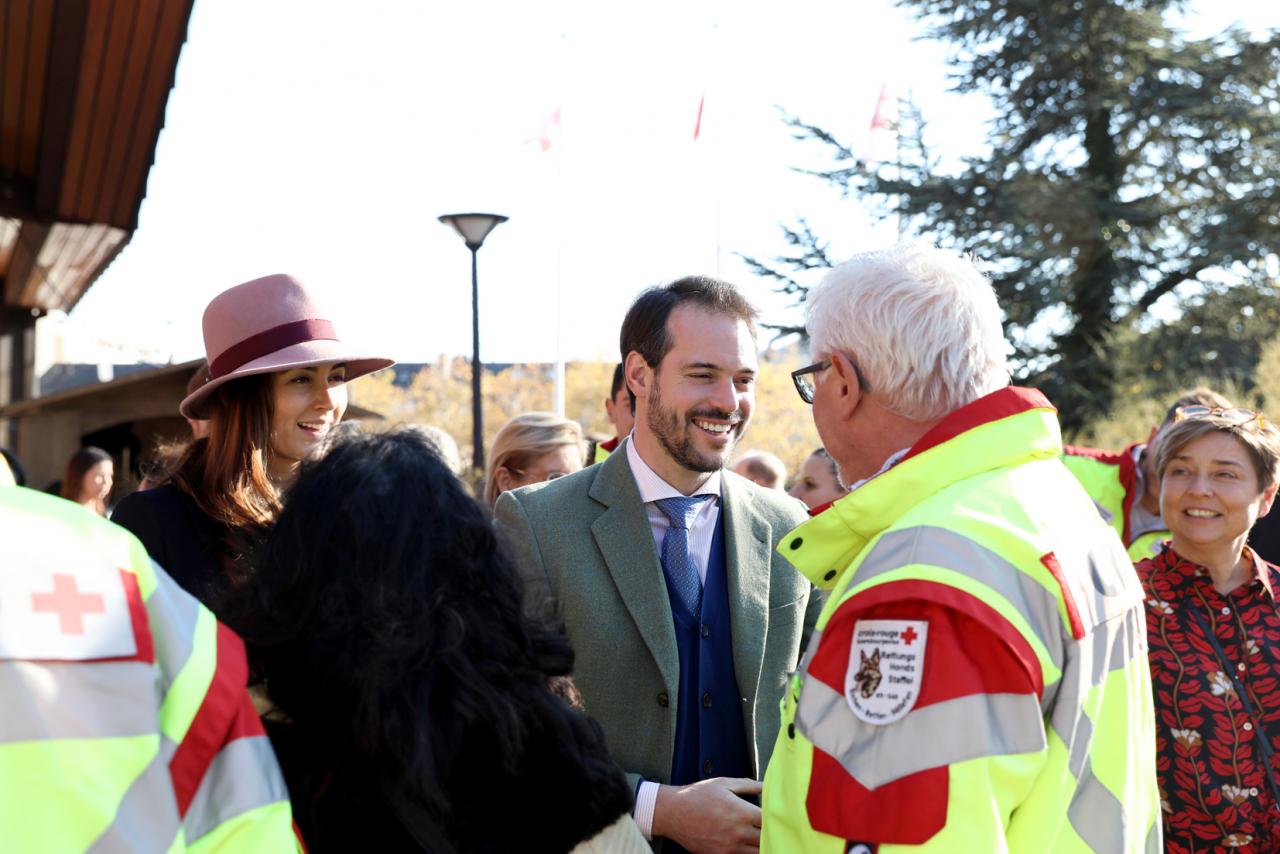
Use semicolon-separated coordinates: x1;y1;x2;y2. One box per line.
791;356;871;405
1173;405;1268;430
791;360;830;405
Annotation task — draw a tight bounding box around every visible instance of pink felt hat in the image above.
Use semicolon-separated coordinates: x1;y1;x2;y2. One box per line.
179;274;394;419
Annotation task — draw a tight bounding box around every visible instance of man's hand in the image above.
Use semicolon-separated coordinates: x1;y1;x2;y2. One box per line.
652;777;763;853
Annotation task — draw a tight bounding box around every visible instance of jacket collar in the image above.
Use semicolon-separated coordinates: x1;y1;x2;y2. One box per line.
782;386;1063;588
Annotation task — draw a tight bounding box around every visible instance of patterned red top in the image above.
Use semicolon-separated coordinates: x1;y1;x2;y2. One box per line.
1136;545;1280;852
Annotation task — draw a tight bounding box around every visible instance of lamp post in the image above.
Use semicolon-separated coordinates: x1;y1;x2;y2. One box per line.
438;213;508;474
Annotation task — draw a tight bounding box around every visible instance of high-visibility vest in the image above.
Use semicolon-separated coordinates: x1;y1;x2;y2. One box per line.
0;487;298;852
591;436;621;466
761;387;1161;853
1062;444;1168;560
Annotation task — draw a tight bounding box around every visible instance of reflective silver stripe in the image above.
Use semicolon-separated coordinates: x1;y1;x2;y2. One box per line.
796;677;1045;789
146;558;199;700
1146;815;1162;853
1067;757;1127;852
86;751;181;853
184;735;289;843
0;659;157;743
850;526;1066;671
1047;582;1150;852
832;523;1153;847
1049;607;1139;765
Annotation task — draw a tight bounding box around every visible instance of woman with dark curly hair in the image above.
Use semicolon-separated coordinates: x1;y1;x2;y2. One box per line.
235;429;645;853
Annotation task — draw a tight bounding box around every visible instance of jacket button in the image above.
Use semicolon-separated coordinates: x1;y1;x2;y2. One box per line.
657;691;669;707
701;623;711;638
823;569;837;581
703;758;714;774
790;537;803;550
787;723;795;739
702;692;713;708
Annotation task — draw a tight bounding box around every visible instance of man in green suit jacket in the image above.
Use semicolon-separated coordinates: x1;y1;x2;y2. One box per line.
494;277;818;853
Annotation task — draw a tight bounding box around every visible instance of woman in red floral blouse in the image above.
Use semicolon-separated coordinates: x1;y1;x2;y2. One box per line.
1137;406;1280;852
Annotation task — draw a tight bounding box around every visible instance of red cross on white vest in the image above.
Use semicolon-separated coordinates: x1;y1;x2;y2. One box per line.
32;573;106;635
900;626;919;645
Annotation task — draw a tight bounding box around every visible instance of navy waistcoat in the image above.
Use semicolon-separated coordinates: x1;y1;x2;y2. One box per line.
665;507;751;786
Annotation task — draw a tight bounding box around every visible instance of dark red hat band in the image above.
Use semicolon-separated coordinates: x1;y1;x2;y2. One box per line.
209;318;338;379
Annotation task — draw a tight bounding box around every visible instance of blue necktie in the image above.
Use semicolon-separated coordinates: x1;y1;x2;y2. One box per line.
655;496;708;617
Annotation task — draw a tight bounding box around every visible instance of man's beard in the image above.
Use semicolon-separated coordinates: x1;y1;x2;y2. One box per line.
646;372;745;474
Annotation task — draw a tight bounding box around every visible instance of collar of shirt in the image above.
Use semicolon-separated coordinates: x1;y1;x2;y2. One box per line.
625;437;721;585
1153;544;1276;602
625;436;721;502
847;447;911;493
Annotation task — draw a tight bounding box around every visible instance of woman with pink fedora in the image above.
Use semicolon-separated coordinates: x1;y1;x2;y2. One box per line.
113;274;393;615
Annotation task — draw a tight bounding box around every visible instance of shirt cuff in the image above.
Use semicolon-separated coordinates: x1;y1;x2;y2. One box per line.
632;780;659;840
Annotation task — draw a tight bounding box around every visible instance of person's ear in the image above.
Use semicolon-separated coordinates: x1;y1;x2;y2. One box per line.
1258;482;1278;519
495;466;517;493
604;395;617;420
827;352;863;422
624;351;651;406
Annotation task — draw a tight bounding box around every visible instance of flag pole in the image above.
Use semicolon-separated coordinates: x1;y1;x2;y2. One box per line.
553;35;567;417
897;89;908;238
708;20;722;276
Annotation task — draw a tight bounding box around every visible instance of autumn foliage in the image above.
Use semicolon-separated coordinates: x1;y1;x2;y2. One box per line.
348;348;823;486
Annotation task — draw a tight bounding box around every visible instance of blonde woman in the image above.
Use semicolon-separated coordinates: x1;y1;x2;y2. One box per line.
484;413;585;510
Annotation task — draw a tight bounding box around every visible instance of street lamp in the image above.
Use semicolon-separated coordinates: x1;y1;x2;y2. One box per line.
439;212;508;474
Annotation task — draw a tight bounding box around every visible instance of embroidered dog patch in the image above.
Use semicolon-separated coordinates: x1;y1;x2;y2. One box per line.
844;619;927;725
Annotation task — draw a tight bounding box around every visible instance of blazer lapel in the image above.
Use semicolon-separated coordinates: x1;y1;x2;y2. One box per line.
721;474;771;765
589;443;680;692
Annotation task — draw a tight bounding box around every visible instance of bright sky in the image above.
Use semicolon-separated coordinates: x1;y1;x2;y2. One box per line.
60;0;1260;369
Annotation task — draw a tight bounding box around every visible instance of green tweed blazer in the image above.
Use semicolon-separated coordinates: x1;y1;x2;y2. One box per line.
492;440;819;795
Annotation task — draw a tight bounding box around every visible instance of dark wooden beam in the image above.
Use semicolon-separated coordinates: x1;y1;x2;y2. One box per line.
33;0;90;217
0;305;37;449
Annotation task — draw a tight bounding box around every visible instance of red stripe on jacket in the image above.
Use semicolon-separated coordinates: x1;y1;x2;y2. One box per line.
803;580;1042;844
168;622;266;816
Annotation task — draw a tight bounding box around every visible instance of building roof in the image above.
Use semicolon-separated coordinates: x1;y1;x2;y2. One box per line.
0;0;195;313
0;358;384;422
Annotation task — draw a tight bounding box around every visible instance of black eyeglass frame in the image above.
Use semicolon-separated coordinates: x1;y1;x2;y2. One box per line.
791;355;871;405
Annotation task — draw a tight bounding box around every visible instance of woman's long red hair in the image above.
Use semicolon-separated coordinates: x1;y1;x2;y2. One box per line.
169;376;281;574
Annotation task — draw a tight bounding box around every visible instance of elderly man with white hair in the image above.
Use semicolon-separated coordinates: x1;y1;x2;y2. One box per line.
759;243;1161;853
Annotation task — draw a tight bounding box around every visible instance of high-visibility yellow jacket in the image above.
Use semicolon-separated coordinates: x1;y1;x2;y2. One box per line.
0;487;298;852
591;436;621;466
1061;443;1168;560
761;387;1161;853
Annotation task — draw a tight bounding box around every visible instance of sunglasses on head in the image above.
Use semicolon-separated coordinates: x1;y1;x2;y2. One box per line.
1173;405;1267;431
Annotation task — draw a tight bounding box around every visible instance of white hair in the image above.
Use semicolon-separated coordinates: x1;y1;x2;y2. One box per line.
806;241;1010;421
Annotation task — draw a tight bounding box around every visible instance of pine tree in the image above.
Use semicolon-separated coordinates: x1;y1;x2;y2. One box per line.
748;1;1280;431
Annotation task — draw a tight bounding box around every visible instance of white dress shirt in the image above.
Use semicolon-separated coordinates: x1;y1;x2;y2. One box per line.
626;438;722;583
624;437;722;838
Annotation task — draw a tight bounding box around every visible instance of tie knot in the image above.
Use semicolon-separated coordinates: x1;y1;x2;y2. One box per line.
654;496;708;530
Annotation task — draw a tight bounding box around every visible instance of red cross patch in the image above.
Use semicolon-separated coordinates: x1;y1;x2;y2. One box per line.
1;552;136;661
